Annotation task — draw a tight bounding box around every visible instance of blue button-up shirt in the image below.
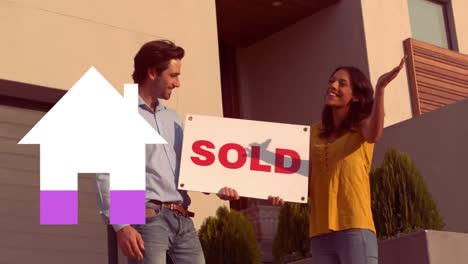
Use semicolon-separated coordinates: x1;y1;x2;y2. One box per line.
96;97;190;231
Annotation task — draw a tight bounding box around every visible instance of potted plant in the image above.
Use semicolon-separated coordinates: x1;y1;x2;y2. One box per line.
199;206;262;264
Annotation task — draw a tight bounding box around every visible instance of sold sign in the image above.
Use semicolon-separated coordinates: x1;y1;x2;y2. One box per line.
179;115;309;203
191;140;301;174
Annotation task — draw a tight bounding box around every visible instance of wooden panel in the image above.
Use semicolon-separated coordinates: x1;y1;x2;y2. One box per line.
0;180;100;207
418;92;455;105
418;82;468;98
2;247;107;264
1;231;106;256
419;86;466;101
417;72;468;93
410;38;468;61
0;104;109;264
0;152;39;172
0;168;39;186
404;38;421;115
418;77;468;100
419;98;445;108
413;48;468;69
0;216;106;240
414;56;468;76
0;122;36;140
0;137;39;156
404;38;468;115
0;169;98;196
0;104;44;126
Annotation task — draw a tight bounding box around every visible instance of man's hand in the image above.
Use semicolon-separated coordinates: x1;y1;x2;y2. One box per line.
268;195;284;206
217;186;240;200
117;226;145;261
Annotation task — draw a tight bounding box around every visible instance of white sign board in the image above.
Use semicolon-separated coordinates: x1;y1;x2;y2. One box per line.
178;115;309;203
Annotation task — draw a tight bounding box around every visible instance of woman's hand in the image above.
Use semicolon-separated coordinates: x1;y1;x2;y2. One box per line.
376;55;407;90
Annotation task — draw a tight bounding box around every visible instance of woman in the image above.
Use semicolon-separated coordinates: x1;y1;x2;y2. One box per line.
307;57;406;264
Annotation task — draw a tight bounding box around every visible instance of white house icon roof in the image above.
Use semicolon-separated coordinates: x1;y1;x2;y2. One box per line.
19;66;166;146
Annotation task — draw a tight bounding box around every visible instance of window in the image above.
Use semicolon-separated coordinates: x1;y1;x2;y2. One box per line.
407;0;457;50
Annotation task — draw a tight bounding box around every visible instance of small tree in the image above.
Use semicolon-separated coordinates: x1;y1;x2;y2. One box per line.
370;148;444;239
272;202;310;263
199;206;262;264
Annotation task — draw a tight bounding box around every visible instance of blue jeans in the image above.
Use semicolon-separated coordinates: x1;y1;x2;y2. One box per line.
129;205;205;264
310;228;378;264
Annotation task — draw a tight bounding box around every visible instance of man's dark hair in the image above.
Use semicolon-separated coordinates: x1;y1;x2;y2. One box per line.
132;40;185;84
320;66;374;139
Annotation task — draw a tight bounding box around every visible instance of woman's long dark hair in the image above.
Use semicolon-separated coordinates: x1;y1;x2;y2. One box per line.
319;66;374;139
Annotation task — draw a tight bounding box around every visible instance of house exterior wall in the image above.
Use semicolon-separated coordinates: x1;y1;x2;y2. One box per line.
452;0;468;54
360;0;468;125
1;0;223;118
236;0;369;126
360;0;413;126
0;104;109;263
360;0;468;234
2;1;227;263
237;0;468;126
235;0;468;261
235;1;369;261
1;0;227;229
237;0;468;261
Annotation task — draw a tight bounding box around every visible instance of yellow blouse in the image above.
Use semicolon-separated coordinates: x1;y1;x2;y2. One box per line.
309;122;376;237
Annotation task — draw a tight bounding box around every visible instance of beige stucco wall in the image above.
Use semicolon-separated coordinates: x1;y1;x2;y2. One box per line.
1;0;223;117
360;0;413;126
365;0;468;233
236;0;369;126
361;0;468;126
1;0;227;229
452;0;468;54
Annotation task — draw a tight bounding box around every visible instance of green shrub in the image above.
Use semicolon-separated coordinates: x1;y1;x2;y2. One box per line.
272;202;310;263
370;148;444;239
199;206;262;264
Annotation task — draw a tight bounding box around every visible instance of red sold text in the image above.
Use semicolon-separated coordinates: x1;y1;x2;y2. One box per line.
190;140;301;174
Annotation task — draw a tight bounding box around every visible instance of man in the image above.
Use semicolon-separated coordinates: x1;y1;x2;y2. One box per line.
96;40;239;264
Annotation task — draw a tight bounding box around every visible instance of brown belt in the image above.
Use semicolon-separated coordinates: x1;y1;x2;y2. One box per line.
148;200;195;218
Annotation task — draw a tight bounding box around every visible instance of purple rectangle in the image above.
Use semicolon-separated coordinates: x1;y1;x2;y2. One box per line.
40;190;78;225
110;190;146;224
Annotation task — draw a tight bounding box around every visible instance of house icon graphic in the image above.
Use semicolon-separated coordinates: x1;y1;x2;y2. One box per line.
18;67;166;225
